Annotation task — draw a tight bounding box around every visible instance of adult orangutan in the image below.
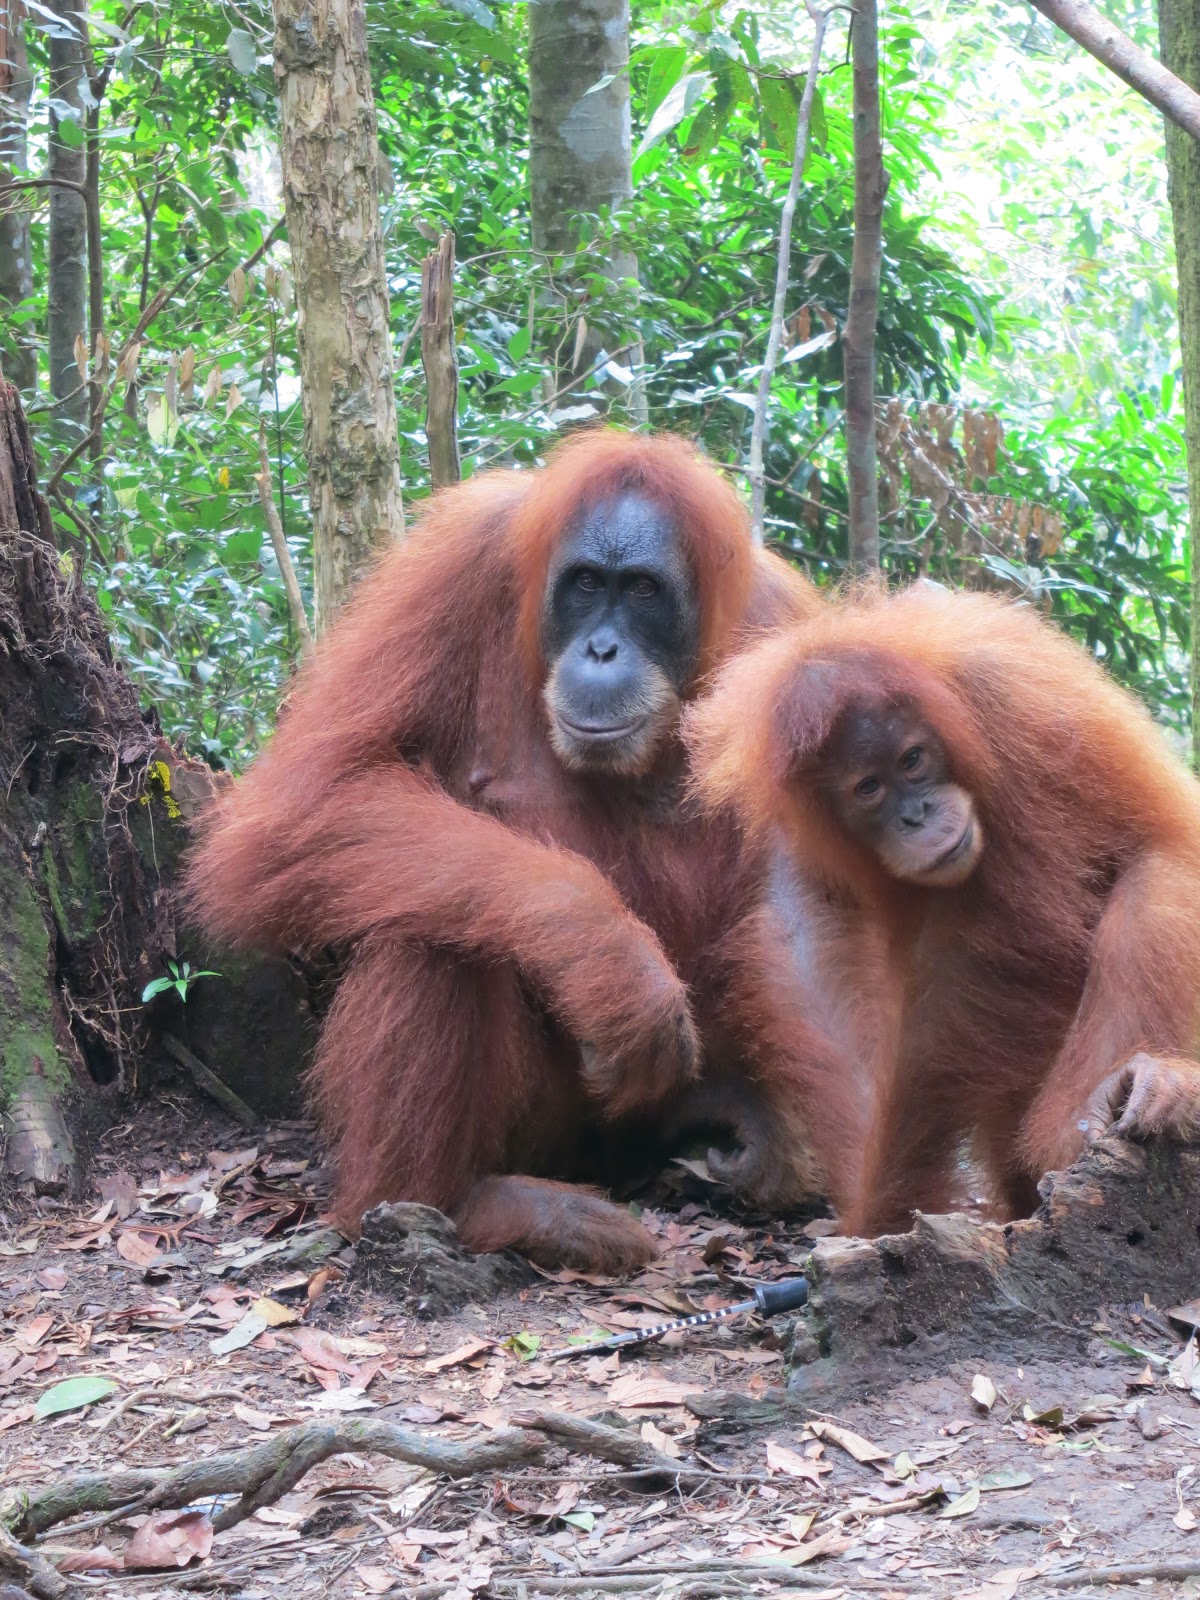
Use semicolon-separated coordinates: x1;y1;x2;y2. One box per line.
185;430;830;1271
686;584;1200;1237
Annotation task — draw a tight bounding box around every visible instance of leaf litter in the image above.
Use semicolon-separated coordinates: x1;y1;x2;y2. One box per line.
3;1098;1200;1598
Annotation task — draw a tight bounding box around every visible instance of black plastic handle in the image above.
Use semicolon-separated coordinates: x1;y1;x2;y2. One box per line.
752;1276;810;1316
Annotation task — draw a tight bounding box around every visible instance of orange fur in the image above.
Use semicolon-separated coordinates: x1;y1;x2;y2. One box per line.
184;431;821;1270
686;584;1200;1235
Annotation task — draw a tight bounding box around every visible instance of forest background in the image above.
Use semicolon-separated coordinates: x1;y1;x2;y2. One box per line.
0;0;1192;775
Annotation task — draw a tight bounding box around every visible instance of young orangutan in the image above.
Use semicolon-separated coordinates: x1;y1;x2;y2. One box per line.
685;584;1200;1236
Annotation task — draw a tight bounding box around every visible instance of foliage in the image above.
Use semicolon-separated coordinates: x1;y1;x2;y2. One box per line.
1;0;1188;760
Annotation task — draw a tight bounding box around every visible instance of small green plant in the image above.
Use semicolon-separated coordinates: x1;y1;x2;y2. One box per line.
141;959;221;1005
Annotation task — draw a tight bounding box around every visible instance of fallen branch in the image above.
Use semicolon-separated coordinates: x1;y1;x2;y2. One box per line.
4;1418;544;1540
1028;0;1200;142
254;423;314;658
162;1035;261;1130
747;0;831;543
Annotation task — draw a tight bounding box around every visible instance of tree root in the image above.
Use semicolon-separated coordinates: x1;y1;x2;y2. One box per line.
1043;1558;1200;1588
3;1418;544;1540
516;1409;703;1485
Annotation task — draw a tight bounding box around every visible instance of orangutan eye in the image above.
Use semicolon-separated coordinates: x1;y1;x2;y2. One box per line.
628;575;658;599
901;746;924;773
855;776;883;800
575;569;601;593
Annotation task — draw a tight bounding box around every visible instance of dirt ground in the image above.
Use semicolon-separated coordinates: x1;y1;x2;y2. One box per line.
3;1089;1200;1600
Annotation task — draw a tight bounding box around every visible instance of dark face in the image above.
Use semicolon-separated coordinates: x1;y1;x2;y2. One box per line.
541;492;700;777
820;704;983;887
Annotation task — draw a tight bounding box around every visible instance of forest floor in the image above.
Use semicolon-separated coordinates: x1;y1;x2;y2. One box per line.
3;1091;1200;1600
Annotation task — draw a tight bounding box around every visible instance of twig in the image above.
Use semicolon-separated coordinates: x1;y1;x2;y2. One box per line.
1028;0;1200;140
161;1034;260;1130
256;422;313;657
748;1;832;543
0;1522;68;1600
4;1418;545;1540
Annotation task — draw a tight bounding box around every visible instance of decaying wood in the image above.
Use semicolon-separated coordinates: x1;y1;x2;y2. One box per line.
420;232;461;490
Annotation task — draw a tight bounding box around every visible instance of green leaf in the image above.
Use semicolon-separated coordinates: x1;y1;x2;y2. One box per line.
562;1511;595;1532
35;1376;118;1420
224;528;264;565
506;325;532;362
226;28;257;77
505;1331;541;1360
141;976;175;1002
637;72;711;156
56;116;85;149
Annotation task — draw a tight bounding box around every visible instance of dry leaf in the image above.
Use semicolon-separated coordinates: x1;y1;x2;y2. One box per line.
57;1544;124;1573
36;1267;68;1292
970;1373;997;1411
641;1419;681;1458
116;1231;163;1268
1175;1507;1198;1531
607;1373;698;1409
233;1403;278;1430
125;1510;214;1569
809;1420;888;1464
209;1310;268;1355
354;1567;394;1594
250;1296;299;1327
424;1337;492;1372
766;1440;832;1484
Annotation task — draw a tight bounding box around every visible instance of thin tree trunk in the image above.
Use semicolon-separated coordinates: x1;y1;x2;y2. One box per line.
1157;0;1200;765
843;0;888;570
273;0;404;627
1034;0;1200;140
0;0;35;390
84;104;105;456
421;232;461;490
47;0;88;437
528;0;647;417
748;2;831;544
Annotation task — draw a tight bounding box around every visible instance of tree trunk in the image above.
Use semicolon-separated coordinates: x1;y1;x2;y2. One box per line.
47;0;88;438
1158;0;1200;765
0;0;35;391
528;0;647;417
843;0;888;570
272;0;404;628
0;381;314;1194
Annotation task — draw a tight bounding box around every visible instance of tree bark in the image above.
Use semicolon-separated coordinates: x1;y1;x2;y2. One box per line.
0;380;315;1194
272;0;405;628
1158;0;1200;765
1034;0;1200;141
843;0;888;570
528;0;646;416
420;232;461;489
47;0;88;437
0;0;35;391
